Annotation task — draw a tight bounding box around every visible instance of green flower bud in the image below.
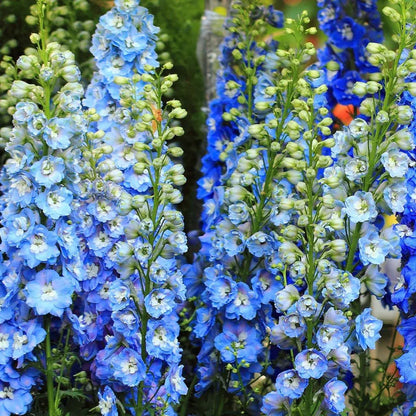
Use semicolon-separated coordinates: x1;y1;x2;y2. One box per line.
366;81;381;94
286;170;303;185
168;147;184;157
397;105;413;124
29;33;41;44
255;101;270;111
352;82;367;97
359;98;377;116
232;49;243;60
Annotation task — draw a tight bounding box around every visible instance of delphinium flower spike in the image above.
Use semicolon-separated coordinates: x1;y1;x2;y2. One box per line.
70;1;189;414
261;1;416;415
196;1;283;231
0;0;88;414
184;5;335;414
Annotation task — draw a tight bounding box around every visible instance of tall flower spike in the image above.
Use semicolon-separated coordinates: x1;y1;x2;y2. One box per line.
0;0;88;414
72;1;189;414
185;6;333;415
260;1;416;415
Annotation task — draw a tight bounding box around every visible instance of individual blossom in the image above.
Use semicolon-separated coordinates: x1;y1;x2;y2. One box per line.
24;270;75;317
344;191;378;223
355;308;383;350
323;378;348;414
275;370;308;400
294;349;328;379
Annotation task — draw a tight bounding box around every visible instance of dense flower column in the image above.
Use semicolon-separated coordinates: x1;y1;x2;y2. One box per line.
185;10;327;414
0;1;88;414
67;1;161;368
67;1;189;413
317;0;383;114
75;66;188;416
260;2;416;415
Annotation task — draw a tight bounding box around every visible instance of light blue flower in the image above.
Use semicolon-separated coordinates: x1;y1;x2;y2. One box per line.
381;149;409;178
25;269;75;317
43;117;76;150
344;191;377;223
145;316;181;364
345;158;368;182
30;156;66;187
261;391;290;416
246;231;275;257
111;347;146;387
144;288;175;318
4;208;38;247
295;349;328;379
225;282;260;320
323;378;347;414
395;347;416;384
35;186;73;220
317;325;344;354
362;265;388;298
358;231;391;265
223;229;245;257
280;313;307;339
228;202;250;225
164;365;188;404
296;295;320;318
355;308;382;349
383;182;407;213
98;386;118;416
214;320;262;364
19;225;60;268
205;270;236;309
331;129;352;157
275;370;308;399
274;285;300;313
108;280;131;312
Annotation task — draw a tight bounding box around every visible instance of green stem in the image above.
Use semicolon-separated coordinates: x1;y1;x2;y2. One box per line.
45;317;57;416
54;328;71;409
215;390;226;416
358;350;369;416
179;374;198;416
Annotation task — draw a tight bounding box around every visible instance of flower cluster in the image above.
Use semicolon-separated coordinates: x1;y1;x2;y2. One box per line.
185;1;289;410
0;1;87;412
188;1;416;415
67;1;189;414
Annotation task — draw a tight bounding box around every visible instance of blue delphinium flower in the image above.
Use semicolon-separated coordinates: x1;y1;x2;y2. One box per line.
0;6;88;411
323;378;348;414
24;270;76;317
355;308;383;350
275;370;308;399
98;386;118;416
294;349;328;379
344;191;378;223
